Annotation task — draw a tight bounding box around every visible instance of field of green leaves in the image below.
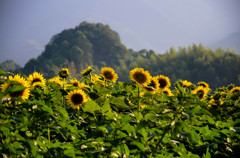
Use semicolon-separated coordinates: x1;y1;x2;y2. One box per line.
0;67;240;157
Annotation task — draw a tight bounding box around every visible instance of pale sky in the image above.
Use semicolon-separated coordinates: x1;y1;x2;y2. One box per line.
0;0;240;66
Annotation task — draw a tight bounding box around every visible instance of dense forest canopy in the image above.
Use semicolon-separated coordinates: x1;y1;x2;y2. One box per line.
1;22;240;91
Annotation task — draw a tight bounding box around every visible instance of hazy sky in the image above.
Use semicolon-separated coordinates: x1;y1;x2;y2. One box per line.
0;0;240;66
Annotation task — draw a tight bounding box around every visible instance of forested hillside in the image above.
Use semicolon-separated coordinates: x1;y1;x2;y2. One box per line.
3;22;240;91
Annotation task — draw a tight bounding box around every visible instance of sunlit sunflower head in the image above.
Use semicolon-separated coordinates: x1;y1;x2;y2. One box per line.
182;80;192;88
28;72;46;87
66;89;88;109
156;75;171;90
140;104;148;109
79;82;90;89
69;78;80;87
162;88;174;96
129;68;151;87
48;76;63;87
192;86;208;101
230;87;240;95
1;75;30;100
91;74;105;87
59;68;69;78
81;66;93;76
198;81;210;90
101;67;118;82
143;77;160;93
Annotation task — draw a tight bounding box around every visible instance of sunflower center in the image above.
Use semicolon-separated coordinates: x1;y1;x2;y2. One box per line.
133;72;146;84
61;70;68;76
197;90;204;99
71;94;83;105
159;79;167;89
9;91;24;98
32;78;41;84
103;71;113;80
163;90;169;95
73;82;78;87
145;81;156;91
232;89;240;94
199;83;206;87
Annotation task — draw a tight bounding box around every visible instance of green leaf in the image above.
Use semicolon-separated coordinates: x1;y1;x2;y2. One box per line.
64;148;75;157
205;147;211;158
130;140;145;151
134;111;143;121
82;100;101;114
0;69;7;76
3;85;26;95
42;104;53;116
101;98;112;114
110;96;128;109
57;106;69;120
190;131;200;144
123;144;130;156
144;113;157;121
203;115;215;125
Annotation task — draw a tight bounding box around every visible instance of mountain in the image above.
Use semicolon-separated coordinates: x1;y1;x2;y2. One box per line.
22;22;130;78
208;32;240;54
0;60;21;73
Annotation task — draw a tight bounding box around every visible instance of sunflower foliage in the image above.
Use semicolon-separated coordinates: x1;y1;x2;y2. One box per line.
0;68;240;158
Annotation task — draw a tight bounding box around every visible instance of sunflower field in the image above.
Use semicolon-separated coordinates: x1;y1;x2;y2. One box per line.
0;67;240;158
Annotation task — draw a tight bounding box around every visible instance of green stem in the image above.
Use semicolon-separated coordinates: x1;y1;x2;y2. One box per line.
156;104;184;149
63;78;66;108
48;127;50;143
138;87;140;112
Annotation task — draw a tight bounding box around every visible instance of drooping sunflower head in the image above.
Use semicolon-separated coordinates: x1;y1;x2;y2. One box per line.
1;75;30;100
192;86;208;101
162;88;174;96
59;68;69;78
230;87;240;95
101;67;118;83
129;68;151;87
28;72;46;87
81;66;93;76
156;75;171;90
91;74;105;87
66;89;88;109
48;76;64;87
143;77;160;93
79;82;90;89
182;80;192;88
198;81;210;89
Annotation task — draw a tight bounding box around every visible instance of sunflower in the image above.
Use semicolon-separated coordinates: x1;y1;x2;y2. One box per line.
156;75;171;90
79;82;90;89
66;89;88;109
230;87;240;95
91;74;105;87
81;66;93;76
129;68;151;87
59;68;69;78
101;67;118;82
48;76;64;87
1;75;30;100
28;72;46;87
192;86;208;101
143;77;160;93
182;80;192;88
69;78;80;87
198;81;210;91
162;88;174;96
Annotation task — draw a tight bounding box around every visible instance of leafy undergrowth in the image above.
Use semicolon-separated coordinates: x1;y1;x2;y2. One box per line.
0;68;240;158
